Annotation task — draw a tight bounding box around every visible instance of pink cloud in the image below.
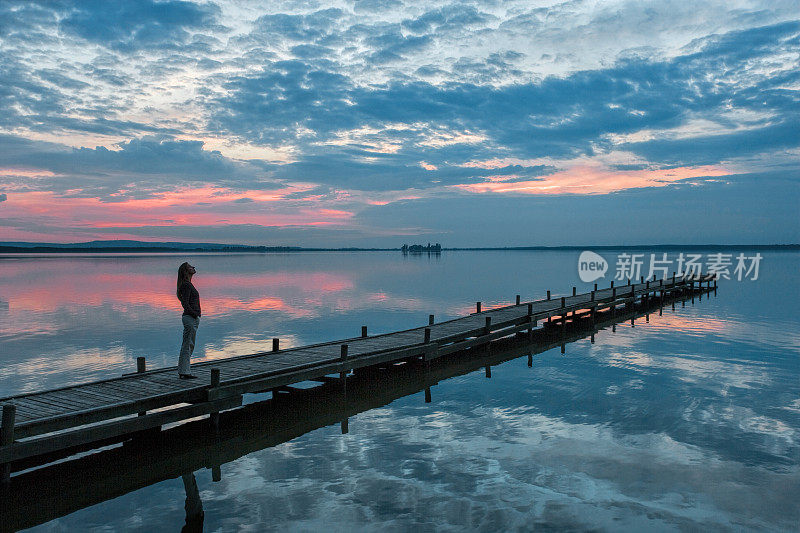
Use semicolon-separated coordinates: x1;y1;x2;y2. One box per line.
455;164;729;195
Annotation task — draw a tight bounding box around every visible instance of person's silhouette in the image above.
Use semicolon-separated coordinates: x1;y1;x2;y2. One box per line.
181;472;204;532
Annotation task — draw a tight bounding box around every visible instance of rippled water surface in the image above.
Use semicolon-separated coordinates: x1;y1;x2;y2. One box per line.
1;250;798;531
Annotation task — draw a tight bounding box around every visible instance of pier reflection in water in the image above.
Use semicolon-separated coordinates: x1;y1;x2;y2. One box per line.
1;287;710;532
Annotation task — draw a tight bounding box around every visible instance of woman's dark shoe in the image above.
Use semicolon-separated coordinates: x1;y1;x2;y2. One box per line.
179;373;198;379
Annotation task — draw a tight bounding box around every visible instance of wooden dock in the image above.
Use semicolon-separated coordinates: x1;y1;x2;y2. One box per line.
0;274;717;482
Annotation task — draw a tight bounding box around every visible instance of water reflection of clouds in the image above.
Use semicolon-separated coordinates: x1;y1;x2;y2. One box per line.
1;346;129;394
202;334;304;360
199;406;799;531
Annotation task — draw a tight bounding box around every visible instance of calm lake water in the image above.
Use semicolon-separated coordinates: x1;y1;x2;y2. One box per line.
1;250;799;531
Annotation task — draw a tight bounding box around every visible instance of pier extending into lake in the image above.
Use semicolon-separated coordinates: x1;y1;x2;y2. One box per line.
0;274;717;483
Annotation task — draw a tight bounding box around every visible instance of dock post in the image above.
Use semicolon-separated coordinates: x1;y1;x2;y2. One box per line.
361;326;368;338
527;303;533;316
476;301;481;313
272;338;279;352
516;295;521;305
341;418;349;434
429;314;435;325
610;280;614;288
485;365;491;378
628;278;631;285
210;368;220;432
484;316;491;335
212;465;222;482
136;357;147;416
572;286;576;296
591;290;595;302
641;276;644;284
561;296;566;307
527;353;533;367
340;344;348;395
547;290;551;300
424;327;431;344
1;404;15;485
425;388;432;403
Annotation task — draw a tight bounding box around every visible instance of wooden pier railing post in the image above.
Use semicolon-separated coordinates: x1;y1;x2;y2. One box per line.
424;327;431;344
429;314;435;326
210;368;221;432
135;357;147;417
527;353;533;367
610;280;614;288
476;301;481;313
361;326;368;338
1;403;15;485
484;316;492;335
516;295;521;305
340;344;349;395
547;290;551;300
527;303;533;315
424;388;432;403
572;286;576;296
485;365;491;378
341;418;349;434
272;338;279;352
594;283;598;291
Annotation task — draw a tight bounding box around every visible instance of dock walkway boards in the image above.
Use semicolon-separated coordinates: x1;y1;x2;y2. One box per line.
0;274;716;469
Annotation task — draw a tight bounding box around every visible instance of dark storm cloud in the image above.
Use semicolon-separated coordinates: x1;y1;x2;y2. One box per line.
59;0;222;52
265;153;553;191
622;121;800;166
0;135;282;199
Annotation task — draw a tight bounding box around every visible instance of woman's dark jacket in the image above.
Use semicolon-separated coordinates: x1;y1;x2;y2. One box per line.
178;281;202;318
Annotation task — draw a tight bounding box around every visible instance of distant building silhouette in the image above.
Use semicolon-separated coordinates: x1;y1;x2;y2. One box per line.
401;243;441;254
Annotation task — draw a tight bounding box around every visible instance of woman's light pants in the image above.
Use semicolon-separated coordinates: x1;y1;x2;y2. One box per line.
179;315;199;375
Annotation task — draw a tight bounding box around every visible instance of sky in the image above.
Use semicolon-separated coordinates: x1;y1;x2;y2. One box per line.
0;0;798;247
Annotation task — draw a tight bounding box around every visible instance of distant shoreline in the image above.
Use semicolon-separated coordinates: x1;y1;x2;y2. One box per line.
1;243;798;254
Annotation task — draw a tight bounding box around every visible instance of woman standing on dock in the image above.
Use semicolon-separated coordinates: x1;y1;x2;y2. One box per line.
177;262;201;379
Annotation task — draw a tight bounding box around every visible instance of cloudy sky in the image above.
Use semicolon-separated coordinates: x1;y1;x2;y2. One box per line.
0;0;798;246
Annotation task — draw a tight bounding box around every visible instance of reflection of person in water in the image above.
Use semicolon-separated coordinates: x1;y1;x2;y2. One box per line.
181;472;204;532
